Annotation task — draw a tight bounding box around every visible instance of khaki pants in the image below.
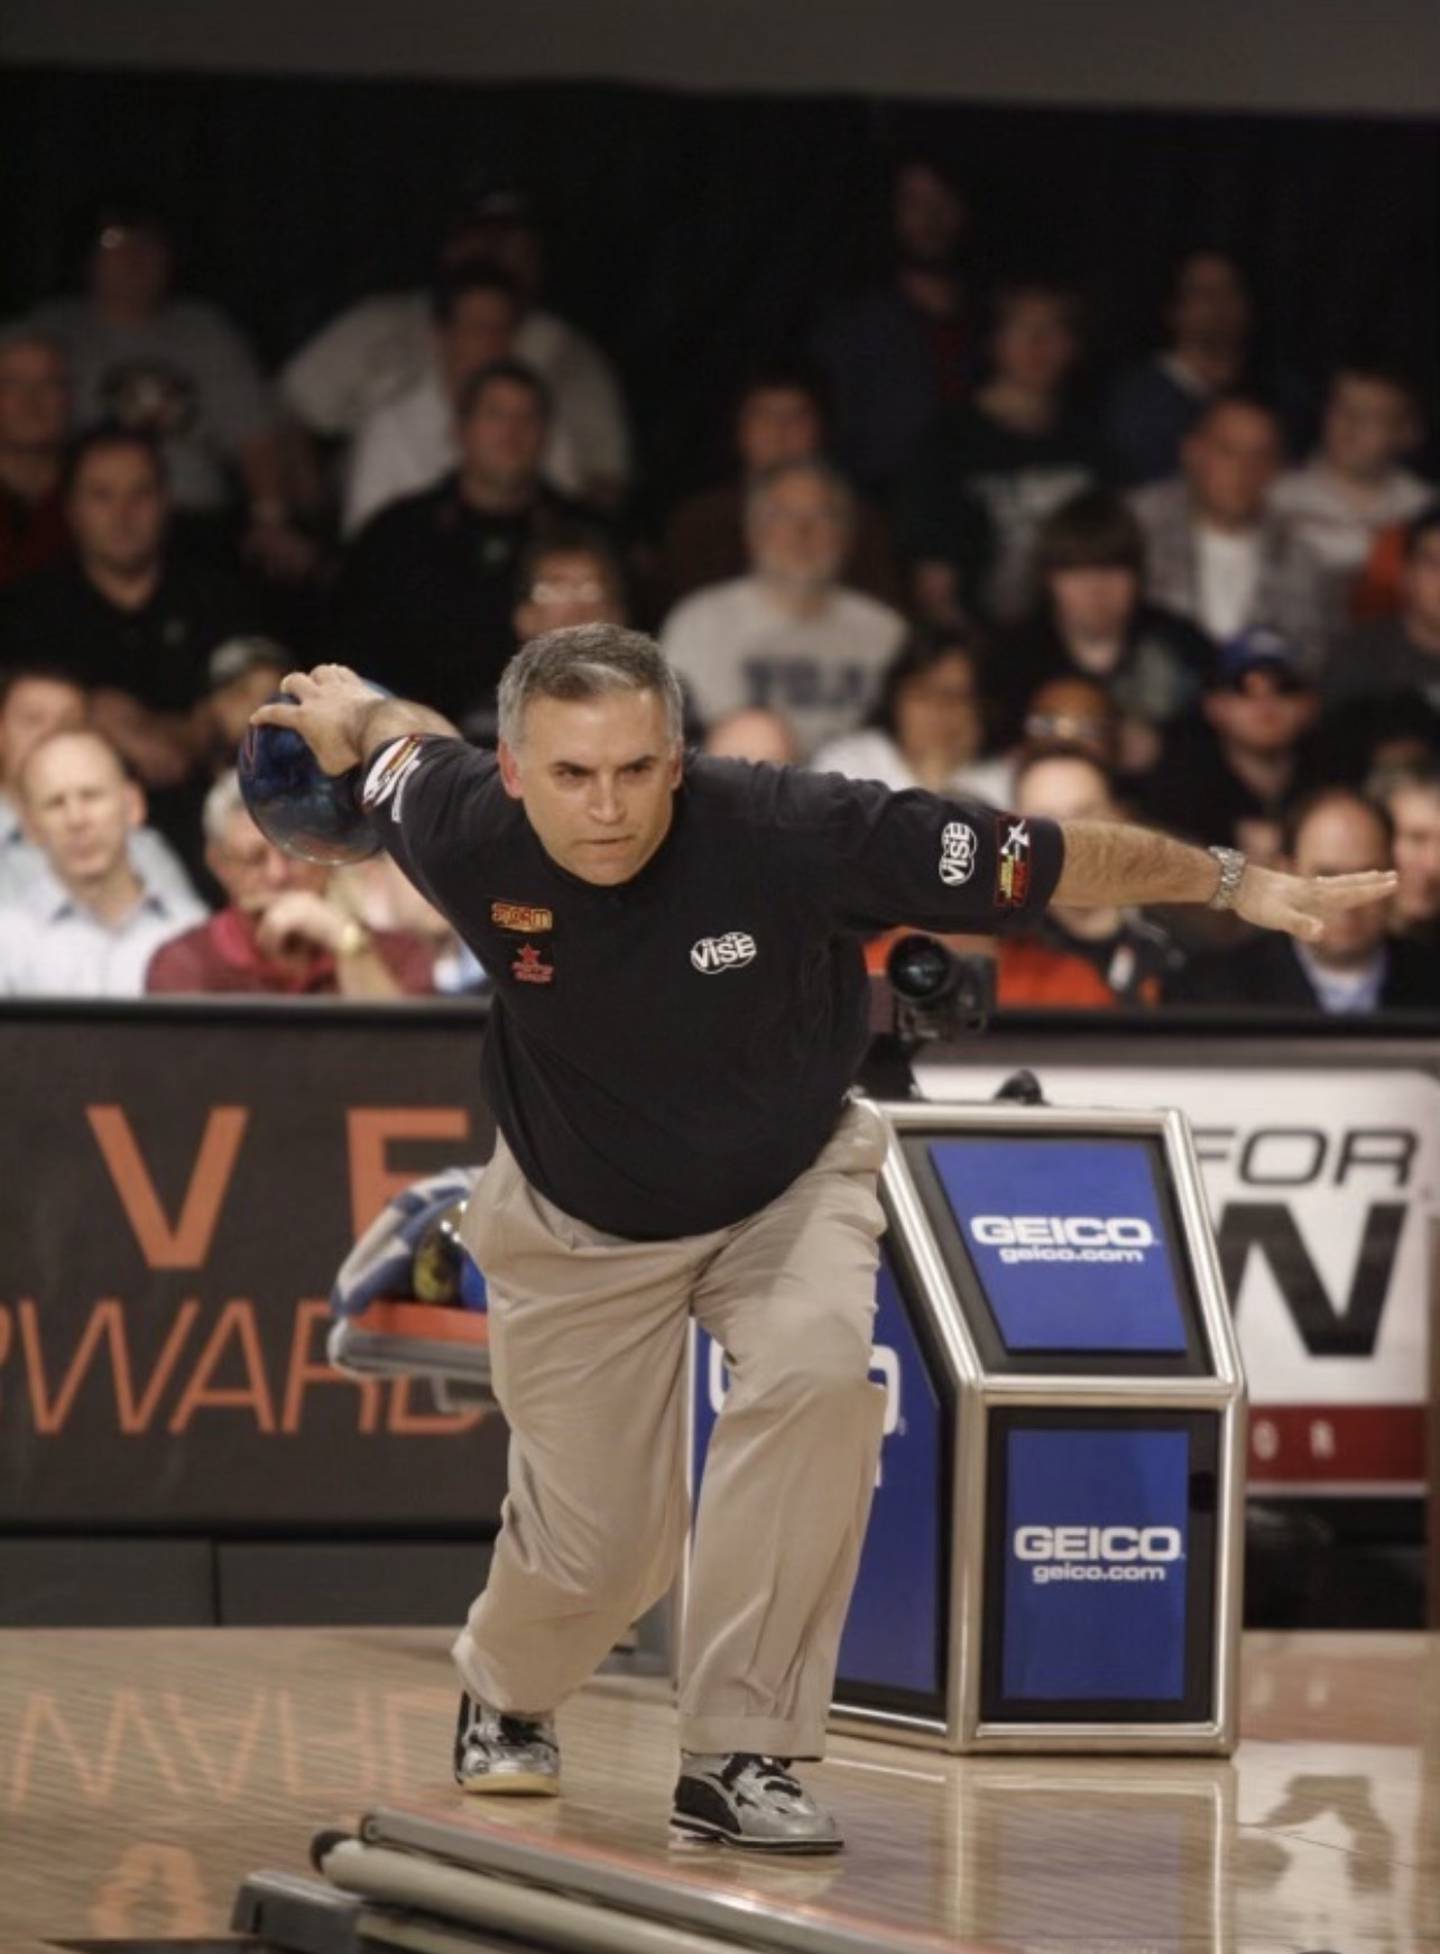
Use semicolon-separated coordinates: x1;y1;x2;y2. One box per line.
452;1098;889;1759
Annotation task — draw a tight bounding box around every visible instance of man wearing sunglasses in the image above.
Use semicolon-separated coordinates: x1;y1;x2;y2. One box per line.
1138;628;1324;866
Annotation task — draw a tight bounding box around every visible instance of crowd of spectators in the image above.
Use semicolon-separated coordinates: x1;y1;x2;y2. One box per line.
2;158;1439;1015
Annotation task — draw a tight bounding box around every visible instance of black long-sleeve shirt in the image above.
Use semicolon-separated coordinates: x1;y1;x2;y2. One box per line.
363;740;1064;1238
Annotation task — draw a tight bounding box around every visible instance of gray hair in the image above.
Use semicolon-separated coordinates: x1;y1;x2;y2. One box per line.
203;768;247;845
496;623;684;749
743;457;855;530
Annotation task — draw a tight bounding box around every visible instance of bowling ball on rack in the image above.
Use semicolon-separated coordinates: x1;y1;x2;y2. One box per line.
236;687;384;866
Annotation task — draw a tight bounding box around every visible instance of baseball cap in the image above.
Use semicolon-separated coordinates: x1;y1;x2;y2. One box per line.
1212;626;1310;694
207;636;288;694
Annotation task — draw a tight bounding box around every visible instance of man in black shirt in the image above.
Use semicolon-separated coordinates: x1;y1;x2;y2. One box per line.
1139;629;1325;864
1;425;261;872
257;627;1393;1853
335;360;601;727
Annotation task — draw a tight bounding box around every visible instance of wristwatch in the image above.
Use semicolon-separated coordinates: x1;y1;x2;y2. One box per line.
1206;845;1248;910
335;919;373;959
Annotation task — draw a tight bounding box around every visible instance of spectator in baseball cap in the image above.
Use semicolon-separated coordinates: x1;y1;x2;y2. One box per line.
1138;625;1324;863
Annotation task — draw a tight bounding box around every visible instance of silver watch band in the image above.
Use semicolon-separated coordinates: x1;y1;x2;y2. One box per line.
1206;845;1247;910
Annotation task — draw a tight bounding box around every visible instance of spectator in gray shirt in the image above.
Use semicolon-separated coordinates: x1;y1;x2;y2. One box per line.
660;460;905;756
0;728;204;995
31;197;311;579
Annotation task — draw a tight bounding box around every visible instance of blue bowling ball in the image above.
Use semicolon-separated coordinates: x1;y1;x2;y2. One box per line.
237;690;381;866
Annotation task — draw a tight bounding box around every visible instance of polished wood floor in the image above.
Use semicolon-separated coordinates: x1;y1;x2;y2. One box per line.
1;1628;1436;1953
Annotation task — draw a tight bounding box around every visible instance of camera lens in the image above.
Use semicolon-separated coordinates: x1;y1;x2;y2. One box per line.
886;932;959;1003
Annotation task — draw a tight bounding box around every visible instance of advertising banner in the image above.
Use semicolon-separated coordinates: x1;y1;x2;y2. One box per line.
0;1008;503;1529
926;1059;1439;1494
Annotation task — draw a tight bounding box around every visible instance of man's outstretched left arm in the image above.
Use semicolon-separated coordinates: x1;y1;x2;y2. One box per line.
1054;821;1396;944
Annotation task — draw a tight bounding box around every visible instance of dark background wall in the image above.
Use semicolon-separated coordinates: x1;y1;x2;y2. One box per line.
5;0;1440;114
2;65;1438;507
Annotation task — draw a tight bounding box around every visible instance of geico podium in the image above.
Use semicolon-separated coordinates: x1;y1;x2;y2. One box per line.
690;1098;1247;1754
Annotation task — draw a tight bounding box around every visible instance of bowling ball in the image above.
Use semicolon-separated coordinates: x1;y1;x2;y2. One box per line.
237;690;381;866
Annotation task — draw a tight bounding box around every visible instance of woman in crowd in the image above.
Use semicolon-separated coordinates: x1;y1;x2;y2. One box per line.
811;627;1012;804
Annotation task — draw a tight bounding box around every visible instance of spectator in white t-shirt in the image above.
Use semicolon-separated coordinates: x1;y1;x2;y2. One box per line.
1129;396;1332;668
811;628;1012;804
0;729;204;995
344;263;576;535
285;187;630;514
1272;365;1432;598
660;459;905;757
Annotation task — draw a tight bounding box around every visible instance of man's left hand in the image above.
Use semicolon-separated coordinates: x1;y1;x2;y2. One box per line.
1235;864;1398;942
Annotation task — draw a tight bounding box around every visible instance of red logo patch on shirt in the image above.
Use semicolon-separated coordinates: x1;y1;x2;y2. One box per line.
511;942;555;985
995;816;1032;907
491;900;554;933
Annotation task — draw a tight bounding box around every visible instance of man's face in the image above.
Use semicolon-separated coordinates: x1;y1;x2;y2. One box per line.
0;340;70;451
1402;532;1440;639
208;805;326;912
748;471;848;590
1388;784;1440;925
513;551;624;642
893;164;965;268
1323;375;1416;481
458;380;547;495
21;734;141;889
67;444;167;577
1015;754;1117;825
1291;801;1392;968
498;689;682;887
440;291;519;394
1203;666;1317;756
737;388;823;475
1184;405;1281;527
0;677;87;787
90;225;172;317
991;295;1077;395
1048;565;1139;647
1170;253;1249;349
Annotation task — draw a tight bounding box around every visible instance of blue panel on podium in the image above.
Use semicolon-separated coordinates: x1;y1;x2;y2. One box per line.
980;1407;1220;1726
928;1137;1190;1354
1001;1425;1190;1701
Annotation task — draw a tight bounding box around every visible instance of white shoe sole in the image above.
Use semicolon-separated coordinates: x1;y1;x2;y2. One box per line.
667;1818;842;1854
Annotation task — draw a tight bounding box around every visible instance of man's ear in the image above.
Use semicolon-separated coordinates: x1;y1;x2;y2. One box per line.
668;740;684;788
123;780;146;830
497;738;524;801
